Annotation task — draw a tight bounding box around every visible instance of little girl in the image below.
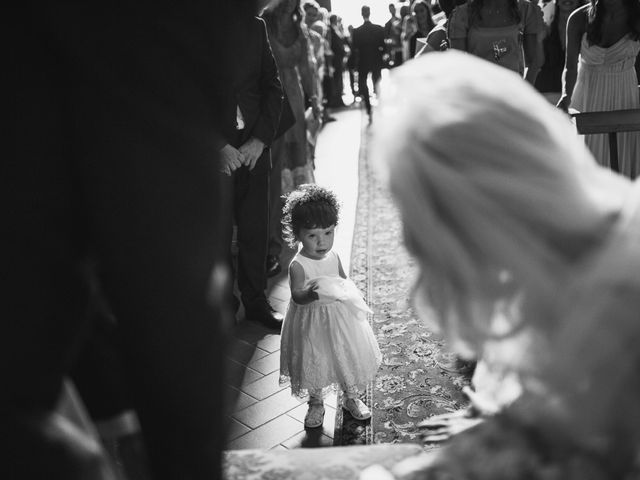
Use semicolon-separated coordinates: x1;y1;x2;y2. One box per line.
279;184;382;428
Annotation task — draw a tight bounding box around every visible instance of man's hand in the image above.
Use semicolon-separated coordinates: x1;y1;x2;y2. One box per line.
238;137;265;170
219;144;245;176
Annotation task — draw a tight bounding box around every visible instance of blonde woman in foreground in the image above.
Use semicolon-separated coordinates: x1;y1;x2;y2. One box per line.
363;50;640;479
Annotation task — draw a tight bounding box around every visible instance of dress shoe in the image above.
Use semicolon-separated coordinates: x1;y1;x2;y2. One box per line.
266;255;282;278
245;301;284;331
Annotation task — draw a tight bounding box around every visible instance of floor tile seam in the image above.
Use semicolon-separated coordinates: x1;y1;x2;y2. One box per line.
233;338;268;351
231;391;302;412
227;416;305;448
239;386;289;402
227;357;262;376
227;415;254;430
230;401;306;429
231;395;303;419
245;367;279;377
236;383;289;402
275;422;308;448
229;385;261;402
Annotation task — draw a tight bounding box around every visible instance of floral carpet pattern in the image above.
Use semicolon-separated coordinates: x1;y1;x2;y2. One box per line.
334;123;471;447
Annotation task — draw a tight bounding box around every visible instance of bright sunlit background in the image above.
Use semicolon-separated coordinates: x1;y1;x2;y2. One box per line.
331;0;399;29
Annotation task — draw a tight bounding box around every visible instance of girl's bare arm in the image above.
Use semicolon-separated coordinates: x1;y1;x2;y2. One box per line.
290;261;319;305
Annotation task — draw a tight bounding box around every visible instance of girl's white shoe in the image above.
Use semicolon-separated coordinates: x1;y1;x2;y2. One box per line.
342;397;371;420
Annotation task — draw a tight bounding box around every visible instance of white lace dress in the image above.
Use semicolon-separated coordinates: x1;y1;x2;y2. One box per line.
279;251;382;398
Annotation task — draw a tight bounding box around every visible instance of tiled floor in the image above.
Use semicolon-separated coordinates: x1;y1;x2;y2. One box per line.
225;102;364;451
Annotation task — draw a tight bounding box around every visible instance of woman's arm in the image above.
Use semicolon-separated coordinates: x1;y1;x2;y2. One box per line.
523;32;541;85
522;1;544;85
557;6;587;111
447;6;469;52
289;261;319;305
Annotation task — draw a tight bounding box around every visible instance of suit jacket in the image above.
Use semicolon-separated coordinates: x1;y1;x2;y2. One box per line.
217;16;283;148
352;20;386;71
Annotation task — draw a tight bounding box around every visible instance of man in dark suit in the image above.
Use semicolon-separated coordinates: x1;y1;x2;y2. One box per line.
217;13;285;330
352;5;386;121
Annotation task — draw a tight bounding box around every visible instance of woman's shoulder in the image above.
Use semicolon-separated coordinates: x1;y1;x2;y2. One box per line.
448;3;470;34
289;254;307;271
450;2;470;21
519;0;544;32
568;4;590;25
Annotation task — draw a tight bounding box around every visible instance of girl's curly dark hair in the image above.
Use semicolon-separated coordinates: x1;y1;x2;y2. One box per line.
281;184;340;247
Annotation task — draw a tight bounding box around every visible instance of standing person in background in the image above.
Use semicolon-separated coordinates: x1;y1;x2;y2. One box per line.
346;24;359;98
448;0;544;84
416;0;469;54
404;0;438;58
306;3;337;123
303;0;330;121
384;3;404;67
217;10;285;330
262;0;321;279
399;4;413;61
352;5;386;122
557;0;640;178
536;0;589;101
534;0;570;102
328;14;348;107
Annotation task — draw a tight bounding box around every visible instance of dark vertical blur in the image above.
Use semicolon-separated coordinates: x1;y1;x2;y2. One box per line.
6;2;244;479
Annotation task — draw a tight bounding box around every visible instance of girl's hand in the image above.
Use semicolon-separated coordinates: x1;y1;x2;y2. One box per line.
306;280;320;301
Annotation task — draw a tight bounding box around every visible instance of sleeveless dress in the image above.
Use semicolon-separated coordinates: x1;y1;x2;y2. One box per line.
279;251;382;398
570;33;640;179
448;0;542;74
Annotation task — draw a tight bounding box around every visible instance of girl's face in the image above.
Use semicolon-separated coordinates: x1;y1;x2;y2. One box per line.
298;225;335;259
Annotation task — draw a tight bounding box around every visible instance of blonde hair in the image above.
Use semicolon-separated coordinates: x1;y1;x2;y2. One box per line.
373;51;628;354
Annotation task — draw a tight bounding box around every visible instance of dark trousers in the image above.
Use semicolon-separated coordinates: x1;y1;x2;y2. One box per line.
221;144;270;308
329;62;345;106
268;147;284;258
358;67;382;115
8;4;229;479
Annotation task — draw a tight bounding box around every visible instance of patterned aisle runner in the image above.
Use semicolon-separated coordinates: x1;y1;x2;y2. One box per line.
334;117;470;447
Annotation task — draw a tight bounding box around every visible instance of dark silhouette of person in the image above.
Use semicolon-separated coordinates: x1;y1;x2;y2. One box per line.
216;12;285;330
328;14;348;108
352;5;386;120
384;3;404;67
7;2;239;479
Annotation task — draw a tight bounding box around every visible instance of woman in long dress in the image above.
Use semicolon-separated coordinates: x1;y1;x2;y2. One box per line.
557;0;640;178
262;0;320;267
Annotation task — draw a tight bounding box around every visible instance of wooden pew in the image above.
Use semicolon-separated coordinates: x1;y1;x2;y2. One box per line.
572;108;640;173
